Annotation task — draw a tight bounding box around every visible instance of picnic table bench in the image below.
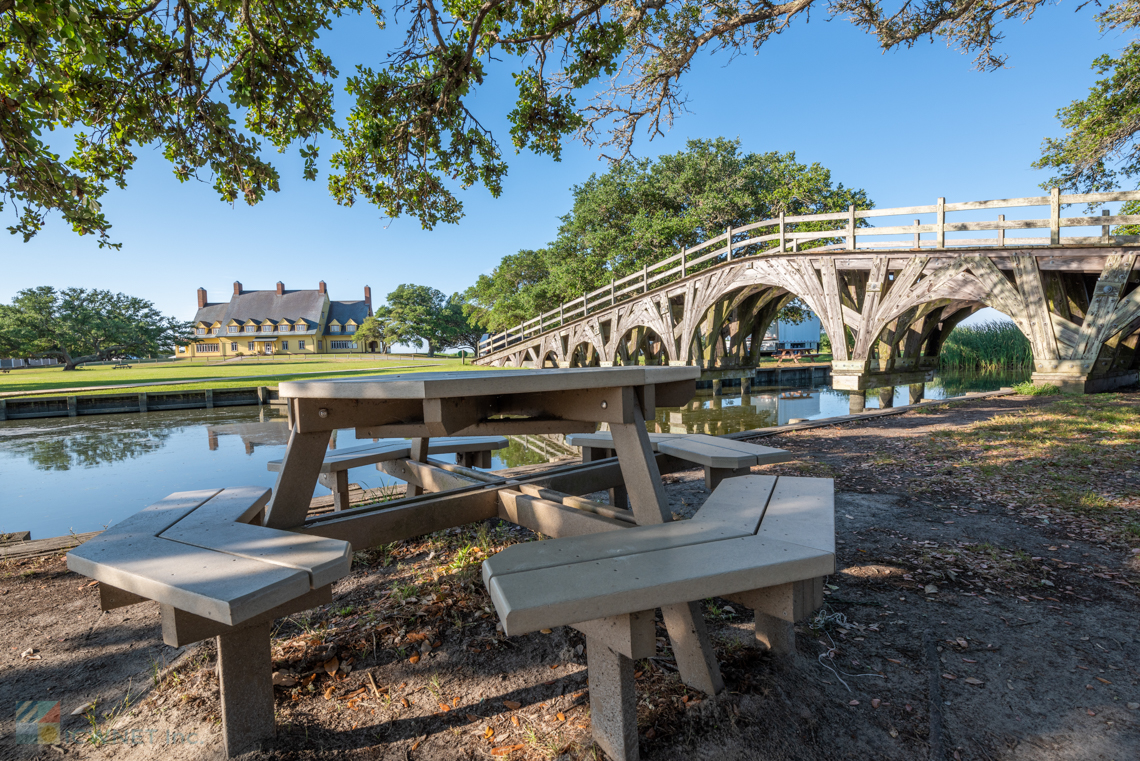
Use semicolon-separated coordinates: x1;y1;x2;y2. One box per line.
484;474;833;761
66;487;352;753
112;362;132;369
65;367;830;760
567;431;794;492
266;436;508;510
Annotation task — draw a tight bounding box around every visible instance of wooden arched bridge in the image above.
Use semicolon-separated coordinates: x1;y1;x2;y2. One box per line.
476;189;1140;404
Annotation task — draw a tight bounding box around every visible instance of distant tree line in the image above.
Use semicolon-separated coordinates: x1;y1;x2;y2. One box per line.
461;138;873;334
0;287;193;370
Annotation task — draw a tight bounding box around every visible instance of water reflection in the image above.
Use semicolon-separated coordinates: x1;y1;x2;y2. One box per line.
2;419;175;472
0;369;1028;538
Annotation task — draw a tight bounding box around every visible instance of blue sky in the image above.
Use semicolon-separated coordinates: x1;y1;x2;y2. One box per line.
3;2;1131;325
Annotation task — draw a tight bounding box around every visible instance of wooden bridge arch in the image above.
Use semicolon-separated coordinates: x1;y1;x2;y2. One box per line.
479;191;1140;394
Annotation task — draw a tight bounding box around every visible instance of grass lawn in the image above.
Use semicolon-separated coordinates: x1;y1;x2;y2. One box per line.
0;355;490;397
907;392;1140;544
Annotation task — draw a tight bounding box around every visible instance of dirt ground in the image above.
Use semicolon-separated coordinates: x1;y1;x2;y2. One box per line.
1;392;1138;761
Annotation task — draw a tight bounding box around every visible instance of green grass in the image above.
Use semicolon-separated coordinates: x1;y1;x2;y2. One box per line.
907;393;1140;545
0;355;488;397
940;320;1034;371
1012;381;1060;396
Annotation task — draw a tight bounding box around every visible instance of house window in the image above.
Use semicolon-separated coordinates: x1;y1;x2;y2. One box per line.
196;328;206;336
345;325;356;333
281;341;289;350
262;325;273;333
228;326;239;334
211;328;219;335
330;324;341;333
247;341;255;351
279;324;290;332
230;342;238;351
330;340;355;349
317;341;323;351
196;343;219;353
298;340;306;350
245;325;256;333
178;346;186;353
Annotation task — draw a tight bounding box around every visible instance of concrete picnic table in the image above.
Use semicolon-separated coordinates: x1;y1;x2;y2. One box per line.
269;366;700;530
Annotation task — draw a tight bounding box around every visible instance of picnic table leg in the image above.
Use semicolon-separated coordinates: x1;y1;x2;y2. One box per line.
332;470;350;511
264;426;332;529
609;403;724;697
581;446;630;511
409;438;430;497
585;637;639;761
660;601;725;696
608;416;669;525
217;622;275;756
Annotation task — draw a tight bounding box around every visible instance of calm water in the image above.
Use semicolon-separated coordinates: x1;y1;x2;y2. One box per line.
0;370;1027;539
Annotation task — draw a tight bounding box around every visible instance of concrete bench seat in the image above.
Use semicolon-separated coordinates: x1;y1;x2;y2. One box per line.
482;475;832;761
67;487;353;757
568;431;795;494
266;436;508;510
657;433;795;489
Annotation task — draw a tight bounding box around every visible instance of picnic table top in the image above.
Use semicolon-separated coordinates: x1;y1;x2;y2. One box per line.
278;366;699;401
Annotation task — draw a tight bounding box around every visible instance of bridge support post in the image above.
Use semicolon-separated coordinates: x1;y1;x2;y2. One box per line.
878;387;894;409
741;376;752;395
848;392;866;415
711;379;722;397
909;383;925;405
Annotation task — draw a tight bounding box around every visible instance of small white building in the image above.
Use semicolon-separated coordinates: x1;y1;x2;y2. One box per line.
758;312;822;352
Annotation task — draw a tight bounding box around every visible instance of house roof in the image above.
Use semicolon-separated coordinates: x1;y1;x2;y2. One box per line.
324;301;370;335
192;289;329;327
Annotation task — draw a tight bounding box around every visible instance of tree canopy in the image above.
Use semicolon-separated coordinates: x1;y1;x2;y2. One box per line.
464;138;872;332
4;0;1061;245
0;286;193;369
384;284;480;356
1035;1;1140;202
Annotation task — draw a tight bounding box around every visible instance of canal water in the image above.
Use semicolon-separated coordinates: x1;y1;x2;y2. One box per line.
0;371;1027;539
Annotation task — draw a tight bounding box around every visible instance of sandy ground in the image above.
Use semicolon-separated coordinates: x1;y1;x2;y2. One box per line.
1;393;1137;761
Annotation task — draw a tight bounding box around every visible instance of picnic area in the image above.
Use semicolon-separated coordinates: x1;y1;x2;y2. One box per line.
1;375;1137;761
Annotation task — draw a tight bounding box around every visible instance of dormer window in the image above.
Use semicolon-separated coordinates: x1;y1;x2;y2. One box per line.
261;325;273;333
196;328;206;336
211;328;219;335
244;325;256;333
345;325;356;333
228;326;239;334
330;324;341;333
279;323;290;333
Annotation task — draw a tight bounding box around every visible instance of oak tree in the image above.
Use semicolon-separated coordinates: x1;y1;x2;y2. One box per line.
4;0;1060;244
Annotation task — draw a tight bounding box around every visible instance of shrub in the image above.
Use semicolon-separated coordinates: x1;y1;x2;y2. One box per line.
1011;381;1060;396
940;321;1034;370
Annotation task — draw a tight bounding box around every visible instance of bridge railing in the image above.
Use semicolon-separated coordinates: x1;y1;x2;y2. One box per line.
478;189;1140;356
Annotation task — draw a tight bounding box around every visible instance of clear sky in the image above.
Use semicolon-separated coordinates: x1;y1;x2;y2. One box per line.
3;3;1131;326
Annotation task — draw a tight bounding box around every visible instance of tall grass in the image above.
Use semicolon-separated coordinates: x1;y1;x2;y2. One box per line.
940;320;1034;370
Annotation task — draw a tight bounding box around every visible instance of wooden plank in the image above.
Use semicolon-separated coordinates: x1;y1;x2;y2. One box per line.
497;489;629;538
1076;253;1137;357
377;458;487;493
67;534;309;626
657;435;790;469
1013;254;1060;361
487;534;834;636
565;432;686;452
160;493;351;589
755;477;835;554
264;428;331;529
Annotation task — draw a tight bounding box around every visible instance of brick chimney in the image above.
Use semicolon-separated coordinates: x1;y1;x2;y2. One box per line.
197;287;207;309
318;280;327;295
233;281;242;296
276;281;285;295
364;286;372;307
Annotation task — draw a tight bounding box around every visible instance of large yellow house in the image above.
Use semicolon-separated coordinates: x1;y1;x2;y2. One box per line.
183;281;375;358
